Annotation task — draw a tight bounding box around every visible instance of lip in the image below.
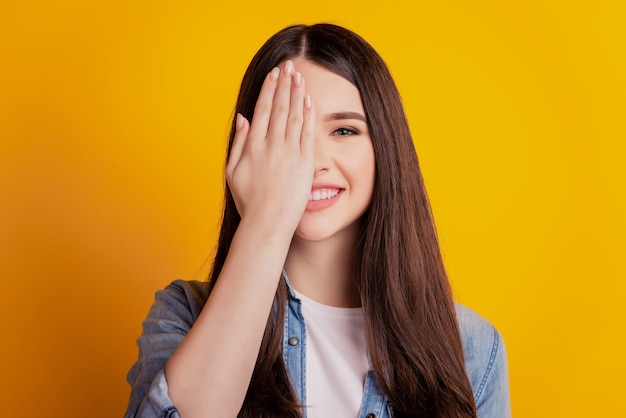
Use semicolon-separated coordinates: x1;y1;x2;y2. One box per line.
305;183;344;212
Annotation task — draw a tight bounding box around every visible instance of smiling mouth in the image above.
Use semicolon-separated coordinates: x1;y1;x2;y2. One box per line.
309;189;342;201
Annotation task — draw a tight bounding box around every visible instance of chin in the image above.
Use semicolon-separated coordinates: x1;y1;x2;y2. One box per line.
292;217;362;244
293;224;335;243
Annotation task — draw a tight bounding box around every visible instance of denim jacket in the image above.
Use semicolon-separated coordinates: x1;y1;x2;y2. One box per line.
125;280;511;418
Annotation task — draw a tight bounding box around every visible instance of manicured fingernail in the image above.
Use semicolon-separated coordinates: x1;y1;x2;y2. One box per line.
305;95;312;109
294;72;302;87
269;67;280;81
284;60;294;76
236;113;244;131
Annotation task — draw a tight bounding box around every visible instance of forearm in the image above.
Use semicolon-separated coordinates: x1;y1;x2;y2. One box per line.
164;217;293;418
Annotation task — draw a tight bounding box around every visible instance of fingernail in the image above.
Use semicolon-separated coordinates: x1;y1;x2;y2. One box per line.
305;95;312;109
269;67;280;81
236;113;244;131
294;72;302;87
284;60;294;76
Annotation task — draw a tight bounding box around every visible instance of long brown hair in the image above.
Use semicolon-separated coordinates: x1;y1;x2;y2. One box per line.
209;23;477;417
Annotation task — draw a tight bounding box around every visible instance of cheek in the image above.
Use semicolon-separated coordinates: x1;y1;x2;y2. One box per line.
344;142;376;193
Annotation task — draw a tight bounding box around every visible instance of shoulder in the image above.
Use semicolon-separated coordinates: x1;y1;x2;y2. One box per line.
454;303;500;355
161;279;210;306
146;280;210;327
454;303;510;413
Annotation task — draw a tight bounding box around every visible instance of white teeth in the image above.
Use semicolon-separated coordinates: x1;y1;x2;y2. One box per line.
309;189;340;201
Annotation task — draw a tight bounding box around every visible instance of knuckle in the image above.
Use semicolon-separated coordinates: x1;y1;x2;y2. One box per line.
288;114;303;125
255;101;271;115
225;168;234;183
273;102;288;115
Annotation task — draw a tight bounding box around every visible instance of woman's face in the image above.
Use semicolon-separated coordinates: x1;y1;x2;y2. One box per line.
288;57;376;244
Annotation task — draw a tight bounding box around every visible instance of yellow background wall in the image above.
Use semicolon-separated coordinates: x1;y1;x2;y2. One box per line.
1;1;624;416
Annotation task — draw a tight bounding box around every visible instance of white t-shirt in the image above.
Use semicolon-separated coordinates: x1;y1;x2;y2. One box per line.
294;290;370;418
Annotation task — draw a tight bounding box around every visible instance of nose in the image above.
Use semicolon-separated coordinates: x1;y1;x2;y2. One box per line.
313;135;331;175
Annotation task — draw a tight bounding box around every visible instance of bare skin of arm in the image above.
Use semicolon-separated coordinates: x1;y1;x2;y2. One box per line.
164;60;315;418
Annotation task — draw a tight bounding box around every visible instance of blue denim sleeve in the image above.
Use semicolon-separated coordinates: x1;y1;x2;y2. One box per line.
456;304;512;418
124;280;209;418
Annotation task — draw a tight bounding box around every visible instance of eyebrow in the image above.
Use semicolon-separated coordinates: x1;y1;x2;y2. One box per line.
324;111;367;123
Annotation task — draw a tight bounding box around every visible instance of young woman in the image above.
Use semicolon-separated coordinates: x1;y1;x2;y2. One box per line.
125;23;510;418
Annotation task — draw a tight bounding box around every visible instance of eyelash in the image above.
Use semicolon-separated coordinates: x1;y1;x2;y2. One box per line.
332;127;360;136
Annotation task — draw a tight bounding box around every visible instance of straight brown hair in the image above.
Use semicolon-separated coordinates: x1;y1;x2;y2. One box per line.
209;23;477;417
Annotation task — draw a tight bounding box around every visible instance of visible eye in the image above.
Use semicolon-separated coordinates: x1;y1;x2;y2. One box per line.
332;127;360;136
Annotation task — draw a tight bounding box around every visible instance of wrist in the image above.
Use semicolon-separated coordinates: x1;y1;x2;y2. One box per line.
236;213;297;247
239;207;301;238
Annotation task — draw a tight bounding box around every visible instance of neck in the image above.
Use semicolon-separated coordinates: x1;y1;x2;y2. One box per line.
284;225;361;308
